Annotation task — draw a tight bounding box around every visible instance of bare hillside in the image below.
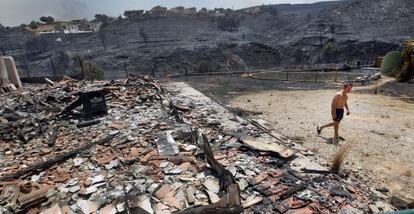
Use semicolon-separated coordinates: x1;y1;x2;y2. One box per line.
0;0;411;78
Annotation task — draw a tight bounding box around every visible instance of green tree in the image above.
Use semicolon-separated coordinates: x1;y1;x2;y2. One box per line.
29;20;39;29
40;16;54;24
94;14;110;22
74;56;104;80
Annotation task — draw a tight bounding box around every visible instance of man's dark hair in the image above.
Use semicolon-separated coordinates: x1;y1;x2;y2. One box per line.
344;83;353;88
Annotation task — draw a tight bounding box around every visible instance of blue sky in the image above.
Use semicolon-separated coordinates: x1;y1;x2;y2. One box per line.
0;0;337;26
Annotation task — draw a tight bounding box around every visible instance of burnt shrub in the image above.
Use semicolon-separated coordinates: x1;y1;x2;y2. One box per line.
217;16;240;32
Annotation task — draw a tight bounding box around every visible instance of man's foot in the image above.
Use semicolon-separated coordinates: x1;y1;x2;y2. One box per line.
317;126;321;135
339;136;345;141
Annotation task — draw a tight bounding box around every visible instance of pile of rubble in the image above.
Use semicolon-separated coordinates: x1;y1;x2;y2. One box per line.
0;76;397;213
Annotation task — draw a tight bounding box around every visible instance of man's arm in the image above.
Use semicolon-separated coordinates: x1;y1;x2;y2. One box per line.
345;102;350;115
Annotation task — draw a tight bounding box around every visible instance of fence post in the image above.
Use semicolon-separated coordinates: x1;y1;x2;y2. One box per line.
116;33;120;48
286;70;289;81
79;58;85;78
88;63;93;74
315;72;318;83
49;55;56;79
334;70;338;82
152;64;156;77
22;53;31;78
184;67;189;81
124;63;128;78
1;47;5;56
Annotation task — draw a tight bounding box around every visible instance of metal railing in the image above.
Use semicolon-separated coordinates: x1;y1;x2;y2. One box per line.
249;70;369;83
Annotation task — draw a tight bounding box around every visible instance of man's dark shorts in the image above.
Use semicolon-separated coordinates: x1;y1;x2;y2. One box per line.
334;108;344;121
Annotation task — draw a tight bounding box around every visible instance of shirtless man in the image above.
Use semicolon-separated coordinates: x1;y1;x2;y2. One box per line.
317;83;353;143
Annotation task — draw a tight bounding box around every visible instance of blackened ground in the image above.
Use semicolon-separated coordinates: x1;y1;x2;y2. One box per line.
172;74;337;105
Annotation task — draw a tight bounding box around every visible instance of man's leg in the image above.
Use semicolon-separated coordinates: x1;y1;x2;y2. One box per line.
316;122;335;134
320;122;335;129
333;121;339;143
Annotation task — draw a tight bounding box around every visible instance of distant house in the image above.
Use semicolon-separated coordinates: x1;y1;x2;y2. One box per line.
57;18;102;34
169;6;185;14
124;10;144;19
168;6;197;15
244;7;262;15
212;8;226;17
151;6;168;15
215;8;226;13
184;7;197;15
28;24;58;35
58;21;79;34
90;21;102;32
27;18;101;35
199;7;208;15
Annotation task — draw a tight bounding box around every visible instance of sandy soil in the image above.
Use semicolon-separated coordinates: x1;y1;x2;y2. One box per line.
179;74;414;201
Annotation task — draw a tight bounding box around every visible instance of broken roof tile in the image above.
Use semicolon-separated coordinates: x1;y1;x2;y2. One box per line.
154;184;175;199
40;204;63;214
99;204;117;214
76;199;99;214
203;177;220;194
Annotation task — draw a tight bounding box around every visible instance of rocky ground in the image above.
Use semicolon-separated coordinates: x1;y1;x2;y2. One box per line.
182;74;414;205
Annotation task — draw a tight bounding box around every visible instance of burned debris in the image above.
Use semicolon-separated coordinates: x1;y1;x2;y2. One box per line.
0;76;398;213
59;89;109;117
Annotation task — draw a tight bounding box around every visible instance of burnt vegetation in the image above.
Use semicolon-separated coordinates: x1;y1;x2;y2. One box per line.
0;0;412;78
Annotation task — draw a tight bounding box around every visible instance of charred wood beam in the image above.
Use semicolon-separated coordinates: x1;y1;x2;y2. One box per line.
76;119;100;128
150;80;185;123
201;133;237;192
174;130;243;214
279;183;307;200
58;98;82;116
301;168;331;174
250;119;286;145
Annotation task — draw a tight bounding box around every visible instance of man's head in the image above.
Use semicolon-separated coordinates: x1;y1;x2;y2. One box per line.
343;83;353;93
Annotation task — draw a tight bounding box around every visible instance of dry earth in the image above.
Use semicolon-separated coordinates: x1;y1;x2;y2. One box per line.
180;75;414;202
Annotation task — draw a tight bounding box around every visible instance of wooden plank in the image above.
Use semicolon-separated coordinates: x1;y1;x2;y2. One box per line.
231;132;297;159
251;119;286;143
